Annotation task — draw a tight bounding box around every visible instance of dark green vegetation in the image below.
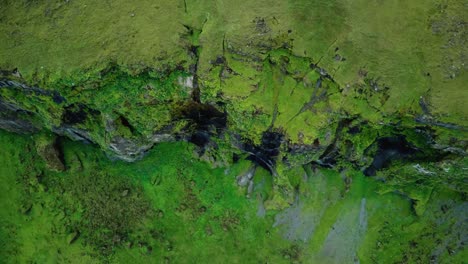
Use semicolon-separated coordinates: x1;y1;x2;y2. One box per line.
0;0;467;263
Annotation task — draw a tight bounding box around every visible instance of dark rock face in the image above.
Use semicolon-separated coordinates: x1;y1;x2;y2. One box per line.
0;118;38;134
175;101;227;149
0;99;27;112
62;104;100;125
176;101;227;133
260;131;283;158
364;136;417;176
244;131;284;174
189;131;210;148
0;98;39;133
52;126;94;143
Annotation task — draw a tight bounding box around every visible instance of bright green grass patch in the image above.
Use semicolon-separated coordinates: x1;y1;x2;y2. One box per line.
1;129;466;263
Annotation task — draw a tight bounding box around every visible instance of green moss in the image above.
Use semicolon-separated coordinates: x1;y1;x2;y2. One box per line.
0;0;467;262
1;128;466;262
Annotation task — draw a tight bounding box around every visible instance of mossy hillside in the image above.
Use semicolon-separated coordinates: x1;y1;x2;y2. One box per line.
8;45;465;169
356;179;467;264
273;168;467;263
2;1;466;163
2;57;465;186
1;130;466;263
2;48;435;162
291;0;467;126
61;68;192;135
0;67;196;161
196;0;467;128
0;132;100;263
0;0;467;262
0;131;297;263
2;0;466;127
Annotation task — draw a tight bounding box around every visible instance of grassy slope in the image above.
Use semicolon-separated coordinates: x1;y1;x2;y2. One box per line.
0;131;296;263
0;132;100;263
1;0;465;124
0;0;189;81
1;130;466;263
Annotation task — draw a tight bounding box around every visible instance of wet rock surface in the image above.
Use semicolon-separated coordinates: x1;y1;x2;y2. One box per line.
52;126;93;144
242;131;284;174
363;134;452;176
175;101;227;149
364;136;418;176
0;98;39;133
0;118;38;134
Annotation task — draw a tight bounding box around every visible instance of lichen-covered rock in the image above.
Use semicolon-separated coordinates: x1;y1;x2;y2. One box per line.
0;118;38;134
35;135;65;172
